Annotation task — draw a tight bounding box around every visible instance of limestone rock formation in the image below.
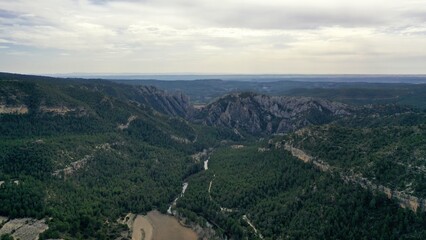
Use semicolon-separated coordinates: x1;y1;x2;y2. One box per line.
192;92;352;135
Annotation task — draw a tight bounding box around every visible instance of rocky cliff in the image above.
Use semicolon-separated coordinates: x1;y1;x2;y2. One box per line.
191;92;352;135
130;85;192;117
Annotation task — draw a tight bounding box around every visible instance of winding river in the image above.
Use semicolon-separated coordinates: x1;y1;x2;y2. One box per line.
167;182;188;214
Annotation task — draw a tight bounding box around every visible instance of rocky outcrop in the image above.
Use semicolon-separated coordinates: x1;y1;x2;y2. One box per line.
52;155;93;179
0;104;88;116
39;106;73;115
53;143;113;179
171;135;192;144
341;174;426;212
192;92;352;135
284;143;332;171
117;115;137;130
0;104;29;114
231;145;245;149
283;143;426;212
191;149;210;163
284;143;313;163
132;86;193;117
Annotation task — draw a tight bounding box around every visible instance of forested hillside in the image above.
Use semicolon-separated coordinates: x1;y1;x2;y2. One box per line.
285;113;426;207
0;73;238;239
1;72;426;240
178;144;426;239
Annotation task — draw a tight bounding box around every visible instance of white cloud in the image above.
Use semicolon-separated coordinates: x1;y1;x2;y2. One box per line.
0;0;425;73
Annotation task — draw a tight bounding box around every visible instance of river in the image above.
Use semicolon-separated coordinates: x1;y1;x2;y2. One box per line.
167;182;188;214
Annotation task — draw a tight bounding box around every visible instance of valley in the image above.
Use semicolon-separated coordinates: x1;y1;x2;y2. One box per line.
0;72;426;240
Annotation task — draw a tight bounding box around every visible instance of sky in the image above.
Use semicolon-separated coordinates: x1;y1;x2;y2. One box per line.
0;0;425;74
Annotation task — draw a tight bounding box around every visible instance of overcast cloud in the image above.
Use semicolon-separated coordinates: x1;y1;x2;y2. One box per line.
0;0;425;74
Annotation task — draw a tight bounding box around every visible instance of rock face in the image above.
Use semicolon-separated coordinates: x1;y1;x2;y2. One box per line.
341;174;426;212
39;106;75;115
52;155;93;179
117;115;137;130
131;86;193;117
192;92;352;135
0;104;29;114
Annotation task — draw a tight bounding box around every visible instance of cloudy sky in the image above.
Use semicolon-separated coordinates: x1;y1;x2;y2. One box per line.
0;0;425;74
